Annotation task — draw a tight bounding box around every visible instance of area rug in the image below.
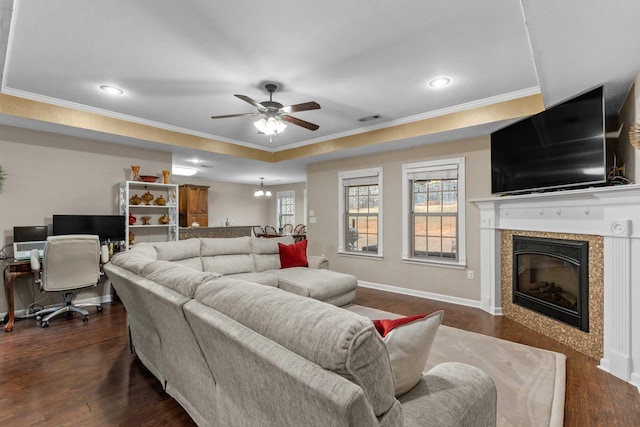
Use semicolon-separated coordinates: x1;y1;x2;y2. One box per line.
346;305;566;427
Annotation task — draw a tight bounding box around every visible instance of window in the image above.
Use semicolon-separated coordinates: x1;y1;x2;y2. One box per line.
276;191;295;229
402;157;466;267
338;167;383;257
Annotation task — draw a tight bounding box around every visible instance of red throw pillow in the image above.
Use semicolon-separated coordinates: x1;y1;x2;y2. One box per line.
278;240;309;268
372;313;429;337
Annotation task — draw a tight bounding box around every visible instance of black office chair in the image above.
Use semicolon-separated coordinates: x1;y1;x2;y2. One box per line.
31;235;104;327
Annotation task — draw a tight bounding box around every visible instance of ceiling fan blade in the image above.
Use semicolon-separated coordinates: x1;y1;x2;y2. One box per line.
235;94;267;111
281;115;320;131
281;101;321;113
211;112;259;119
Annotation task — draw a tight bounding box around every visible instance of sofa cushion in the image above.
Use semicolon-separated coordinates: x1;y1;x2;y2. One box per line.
202;254;254;275
140;260;222;297
278;240;309;268
152;239;203;271
201;236;251;256
251;236;294;272
229;272;279;287
376;311;443;396
194;281;396;417
270;267;357;301
251;235;294;254
110;251;155;275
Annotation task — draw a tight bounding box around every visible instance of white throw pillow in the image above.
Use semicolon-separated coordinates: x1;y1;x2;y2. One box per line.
375;310;444;396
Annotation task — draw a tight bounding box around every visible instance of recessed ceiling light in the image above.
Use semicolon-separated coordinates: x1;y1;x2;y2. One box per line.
99;85;124;95
428;77;451;88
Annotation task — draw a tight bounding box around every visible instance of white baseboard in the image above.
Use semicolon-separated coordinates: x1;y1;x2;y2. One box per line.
358;280;484;310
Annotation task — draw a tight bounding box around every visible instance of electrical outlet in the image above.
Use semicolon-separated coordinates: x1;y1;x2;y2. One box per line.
466;270;474;280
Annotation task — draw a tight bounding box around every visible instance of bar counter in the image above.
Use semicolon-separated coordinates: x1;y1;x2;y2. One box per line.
179;226;254;239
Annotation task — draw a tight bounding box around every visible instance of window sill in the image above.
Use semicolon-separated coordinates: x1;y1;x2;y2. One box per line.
401;257;466;269
338;251;383;260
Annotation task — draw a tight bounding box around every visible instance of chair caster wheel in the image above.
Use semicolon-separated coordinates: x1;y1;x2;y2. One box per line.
83;316;89;322
36;315;42;321
97;306;103;313
41;321;49;328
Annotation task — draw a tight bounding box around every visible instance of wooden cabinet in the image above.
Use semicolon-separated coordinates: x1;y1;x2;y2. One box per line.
179;185;210;227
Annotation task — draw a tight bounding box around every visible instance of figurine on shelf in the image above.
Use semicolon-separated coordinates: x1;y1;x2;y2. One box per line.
142;191;154;205
129;194;142;205
162;170;170;184
141;216;152;225
131;165;141;181
155;195;166;206
129;231;135;244
129;213;137;225
159;213;170;225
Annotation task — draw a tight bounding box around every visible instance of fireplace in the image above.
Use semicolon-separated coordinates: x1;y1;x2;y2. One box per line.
513;236;589;332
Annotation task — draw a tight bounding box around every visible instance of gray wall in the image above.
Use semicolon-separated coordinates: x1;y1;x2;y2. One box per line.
306;135;491;302
0;124;305;315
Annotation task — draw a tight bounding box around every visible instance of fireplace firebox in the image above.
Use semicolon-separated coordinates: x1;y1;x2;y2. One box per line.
513;236;589;331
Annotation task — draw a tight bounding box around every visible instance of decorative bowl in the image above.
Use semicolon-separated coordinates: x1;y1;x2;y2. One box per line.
139;175;158;182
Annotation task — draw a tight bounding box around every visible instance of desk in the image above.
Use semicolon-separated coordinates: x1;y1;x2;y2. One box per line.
3;259;34;332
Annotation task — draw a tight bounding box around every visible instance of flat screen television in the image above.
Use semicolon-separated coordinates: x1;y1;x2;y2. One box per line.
491;86;607;195
53;215;125;242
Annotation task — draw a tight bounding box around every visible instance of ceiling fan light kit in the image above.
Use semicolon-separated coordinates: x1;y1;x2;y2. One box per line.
254;114;287;135
212;82;320;138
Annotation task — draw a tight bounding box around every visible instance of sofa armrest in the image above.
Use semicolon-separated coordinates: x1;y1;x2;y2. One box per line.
399;362;496;427
307;255;329;269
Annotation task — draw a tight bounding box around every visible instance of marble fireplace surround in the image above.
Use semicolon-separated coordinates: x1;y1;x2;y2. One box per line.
472;184;640;388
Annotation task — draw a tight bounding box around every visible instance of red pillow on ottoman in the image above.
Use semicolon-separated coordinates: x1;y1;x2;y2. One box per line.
278;240;309;268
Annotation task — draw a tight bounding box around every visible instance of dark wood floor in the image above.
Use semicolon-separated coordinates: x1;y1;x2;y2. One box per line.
1;287;639;426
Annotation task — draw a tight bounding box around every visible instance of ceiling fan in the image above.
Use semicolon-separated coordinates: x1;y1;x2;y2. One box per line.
211;83;320;136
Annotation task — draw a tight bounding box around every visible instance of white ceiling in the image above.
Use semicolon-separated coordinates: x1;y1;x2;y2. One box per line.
1;0;639;185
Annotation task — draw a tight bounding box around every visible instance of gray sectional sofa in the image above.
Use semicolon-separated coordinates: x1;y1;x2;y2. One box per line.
104;236;497;426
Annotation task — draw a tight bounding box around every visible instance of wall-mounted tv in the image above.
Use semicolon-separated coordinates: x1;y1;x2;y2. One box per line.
491;86;606;195
52;215;125;242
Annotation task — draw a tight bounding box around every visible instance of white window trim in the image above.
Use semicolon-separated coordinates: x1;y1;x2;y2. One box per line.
338;167;383;257
276;190;295;228
401;157;466;267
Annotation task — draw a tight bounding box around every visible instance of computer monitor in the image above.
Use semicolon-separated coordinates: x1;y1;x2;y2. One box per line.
13;225;49;242
52;215;125;242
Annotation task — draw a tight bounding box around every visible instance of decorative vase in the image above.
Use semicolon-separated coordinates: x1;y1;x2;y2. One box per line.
131;165;141;181
129;231;135;244
162;170;170;184
159;213;170;225
141;216;152;225
142;191;154;205
129;213;137;225
155;195;166;206
129;194;142;205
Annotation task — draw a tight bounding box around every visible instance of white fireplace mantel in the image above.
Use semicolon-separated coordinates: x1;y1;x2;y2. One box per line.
472;184;640;388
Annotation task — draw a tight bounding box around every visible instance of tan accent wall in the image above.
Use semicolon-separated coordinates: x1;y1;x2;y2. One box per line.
0;91;543;164
307;136;491;301
276;94;543;162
